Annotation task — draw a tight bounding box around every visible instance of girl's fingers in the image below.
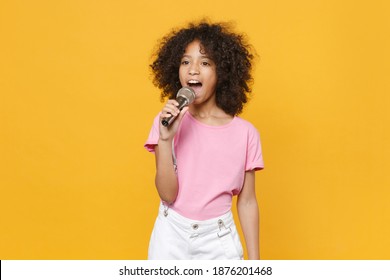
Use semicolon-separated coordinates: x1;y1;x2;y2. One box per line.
167;99;179;106
176;106;188;123
161;100;180;117
163;105;179;115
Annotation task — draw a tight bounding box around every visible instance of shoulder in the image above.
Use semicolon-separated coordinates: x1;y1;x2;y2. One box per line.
234;116;259;133
233;117;262;145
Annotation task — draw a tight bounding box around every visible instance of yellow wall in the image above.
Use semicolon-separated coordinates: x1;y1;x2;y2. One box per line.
1;0;389;259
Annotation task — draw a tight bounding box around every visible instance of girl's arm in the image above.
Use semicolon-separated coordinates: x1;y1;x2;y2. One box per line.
154;139;178;204
237;170;260;259
154;102;188;204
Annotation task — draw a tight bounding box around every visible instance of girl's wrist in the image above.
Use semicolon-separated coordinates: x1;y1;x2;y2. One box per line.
158;138;173;145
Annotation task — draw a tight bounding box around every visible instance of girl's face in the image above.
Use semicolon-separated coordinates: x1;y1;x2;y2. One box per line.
179;40;217;105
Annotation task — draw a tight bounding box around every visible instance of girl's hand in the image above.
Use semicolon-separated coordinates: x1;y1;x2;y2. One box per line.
159;99;188;141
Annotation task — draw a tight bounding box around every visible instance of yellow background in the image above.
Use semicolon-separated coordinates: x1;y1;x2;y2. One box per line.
1;0;389;259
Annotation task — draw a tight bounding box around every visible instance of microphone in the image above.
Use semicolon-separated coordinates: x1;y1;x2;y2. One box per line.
161;86;196;127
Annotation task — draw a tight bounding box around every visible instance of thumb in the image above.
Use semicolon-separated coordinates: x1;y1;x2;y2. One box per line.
176;106;189;123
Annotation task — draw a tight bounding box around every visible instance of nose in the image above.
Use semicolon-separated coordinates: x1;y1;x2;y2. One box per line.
189;64;199;75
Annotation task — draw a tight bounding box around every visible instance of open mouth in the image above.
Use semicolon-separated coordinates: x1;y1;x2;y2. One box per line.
187;80;202;91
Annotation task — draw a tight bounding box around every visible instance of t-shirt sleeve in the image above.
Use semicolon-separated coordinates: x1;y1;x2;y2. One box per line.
245;126;264;171
144;114;160;153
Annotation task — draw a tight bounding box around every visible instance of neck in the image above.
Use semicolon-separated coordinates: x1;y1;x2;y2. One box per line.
189;104;233;126
189;103;225;118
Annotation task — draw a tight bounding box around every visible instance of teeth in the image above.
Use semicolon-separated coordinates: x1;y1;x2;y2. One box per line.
188;80;201;84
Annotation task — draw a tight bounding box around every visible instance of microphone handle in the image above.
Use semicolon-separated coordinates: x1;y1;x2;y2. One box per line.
161;96;188;127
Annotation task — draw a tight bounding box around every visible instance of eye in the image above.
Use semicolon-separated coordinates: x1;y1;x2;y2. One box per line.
201;61;210;66
181;60;190;65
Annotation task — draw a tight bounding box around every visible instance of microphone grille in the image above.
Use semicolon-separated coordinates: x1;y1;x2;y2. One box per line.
177;87;196;104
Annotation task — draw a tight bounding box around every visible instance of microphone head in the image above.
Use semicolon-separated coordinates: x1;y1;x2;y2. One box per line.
177;87;196;104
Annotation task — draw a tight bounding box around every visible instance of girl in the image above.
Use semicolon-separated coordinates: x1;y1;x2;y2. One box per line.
144;21;264;260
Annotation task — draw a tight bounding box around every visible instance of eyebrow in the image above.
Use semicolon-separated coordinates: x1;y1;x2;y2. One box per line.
181;54;212;59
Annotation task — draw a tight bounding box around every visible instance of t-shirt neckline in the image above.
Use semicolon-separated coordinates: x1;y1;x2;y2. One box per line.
186;112;237;129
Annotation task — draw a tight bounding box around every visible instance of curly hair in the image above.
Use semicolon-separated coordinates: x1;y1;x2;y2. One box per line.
150;20;255;116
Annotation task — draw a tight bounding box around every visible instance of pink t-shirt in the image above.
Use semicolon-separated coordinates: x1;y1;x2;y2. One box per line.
144;112;264;220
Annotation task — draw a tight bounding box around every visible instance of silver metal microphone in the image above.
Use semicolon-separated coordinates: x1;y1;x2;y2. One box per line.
161;87;196;127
